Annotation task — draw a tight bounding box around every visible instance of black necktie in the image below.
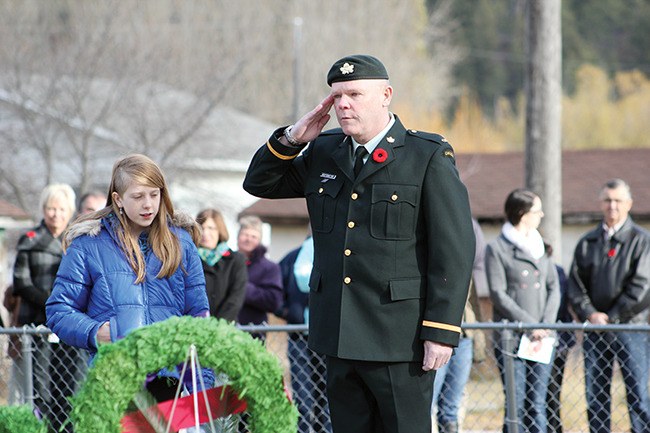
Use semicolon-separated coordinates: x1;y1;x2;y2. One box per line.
353;146;368;178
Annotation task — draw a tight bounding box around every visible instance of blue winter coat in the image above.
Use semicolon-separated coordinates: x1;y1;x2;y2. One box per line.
46;212;209;356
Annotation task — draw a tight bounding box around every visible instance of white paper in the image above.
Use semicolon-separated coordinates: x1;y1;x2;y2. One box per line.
516;334;555;364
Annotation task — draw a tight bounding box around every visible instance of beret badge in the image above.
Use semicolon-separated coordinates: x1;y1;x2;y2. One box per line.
340;62;355;75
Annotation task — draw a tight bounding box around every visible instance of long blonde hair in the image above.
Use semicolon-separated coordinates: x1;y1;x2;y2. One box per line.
66;154;195;283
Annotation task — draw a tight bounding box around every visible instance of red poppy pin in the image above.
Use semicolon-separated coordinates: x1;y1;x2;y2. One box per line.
223;250;231;257
372;148;388;163
26;231;36;239
607;248;616;258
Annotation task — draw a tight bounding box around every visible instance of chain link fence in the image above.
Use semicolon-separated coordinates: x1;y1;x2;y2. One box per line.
1;322;649;433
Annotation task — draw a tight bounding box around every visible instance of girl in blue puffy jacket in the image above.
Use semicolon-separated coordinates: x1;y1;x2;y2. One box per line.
46;153;210;401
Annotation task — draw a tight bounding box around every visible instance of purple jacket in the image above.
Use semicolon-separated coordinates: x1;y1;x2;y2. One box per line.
237;245;283;326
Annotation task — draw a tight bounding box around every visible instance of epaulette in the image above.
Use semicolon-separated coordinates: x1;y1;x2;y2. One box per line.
407;130;456;160
406;129;448;146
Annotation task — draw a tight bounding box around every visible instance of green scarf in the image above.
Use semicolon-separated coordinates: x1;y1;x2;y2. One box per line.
198;242;230;267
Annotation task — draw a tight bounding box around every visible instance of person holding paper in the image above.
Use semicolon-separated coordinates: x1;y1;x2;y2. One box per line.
486;188;560;433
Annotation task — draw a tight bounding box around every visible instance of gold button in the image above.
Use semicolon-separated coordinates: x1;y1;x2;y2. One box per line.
344;277;351;284
391;194;398;201
344;249;351;256
318;187;324;193
351;192;358;200
348;221;355;228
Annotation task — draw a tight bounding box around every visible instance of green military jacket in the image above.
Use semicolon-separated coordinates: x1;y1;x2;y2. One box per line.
244;116;475;362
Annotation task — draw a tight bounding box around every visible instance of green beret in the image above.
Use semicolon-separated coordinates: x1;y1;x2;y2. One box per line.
326;54;389;86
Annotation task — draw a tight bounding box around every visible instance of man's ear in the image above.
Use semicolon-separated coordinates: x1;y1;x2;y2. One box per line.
382;85;393;107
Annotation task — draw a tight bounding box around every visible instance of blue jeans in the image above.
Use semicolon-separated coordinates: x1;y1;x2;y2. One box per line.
495;341;553;433
432;337;473;426
583;331;650;433
289;337;332;433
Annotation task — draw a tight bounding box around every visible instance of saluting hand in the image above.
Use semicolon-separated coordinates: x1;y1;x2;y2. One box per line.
422;340;453;371
288;95;334;144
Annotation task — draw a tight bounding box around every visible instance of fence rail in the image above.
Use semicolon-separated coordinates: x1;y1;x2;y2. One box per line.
1;322;649;433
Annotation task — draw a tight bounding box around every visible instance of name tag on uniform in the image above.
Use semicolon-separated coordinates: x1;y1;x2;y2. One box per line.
320;172;336;182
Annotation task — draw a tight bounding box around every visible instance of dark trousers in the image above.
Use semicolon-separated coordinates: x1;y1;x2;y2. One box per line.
583;331;650;433
546;346;569;433
32;339;87;433
290;338;331;433
49;343;87;433
326;356;434;433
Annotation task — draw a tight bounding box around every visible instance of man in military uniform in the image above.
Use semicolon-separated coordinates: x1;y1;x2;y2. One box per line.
243;54;475;433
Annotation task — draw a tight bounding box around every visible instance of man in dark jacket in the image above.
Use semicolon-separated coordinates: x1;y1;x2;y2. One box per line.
243;54;475;433
568;178;650;433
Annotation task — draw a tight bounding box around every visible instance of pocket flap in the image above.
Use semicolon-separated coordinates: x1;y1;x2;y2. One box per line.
389;278;424;301
371;184;418;206
306;177;343;198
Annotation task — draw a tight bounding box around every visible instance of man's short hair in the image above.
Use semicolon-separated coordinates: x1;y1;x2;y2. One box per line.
600;178;632;200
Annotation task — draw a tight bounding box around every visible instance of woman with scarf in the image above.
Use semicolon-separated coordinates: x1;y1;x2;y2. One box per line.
486;188;560;433
195;208;247;322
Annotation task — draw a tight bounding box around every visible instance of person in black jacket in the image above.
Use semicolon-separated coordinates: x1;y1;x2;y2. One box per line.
568;178;650;433
196;208;247;322
13;183;79;432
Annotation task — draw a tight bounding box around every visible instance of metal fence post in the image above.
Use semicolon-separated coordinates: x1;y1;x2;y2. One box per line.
501;327;519;433
20;329;35;410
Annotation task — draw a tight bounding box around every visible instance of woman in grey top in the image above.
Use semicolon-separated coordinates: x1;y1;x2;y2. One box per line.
486;188;560;433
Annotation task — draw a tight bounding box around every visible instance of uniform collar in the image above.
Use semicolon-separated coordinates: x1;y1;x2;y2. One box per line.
350;112;396;161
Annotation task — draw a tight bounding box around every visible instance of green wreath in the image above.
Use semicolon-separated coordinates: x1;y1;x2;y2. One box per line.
0;405;48;433
71;316;298;433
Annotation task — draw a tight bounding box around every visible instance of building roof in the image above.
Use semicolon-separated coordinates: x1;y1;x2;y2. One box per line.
239;198;308;225
240;148;650;224
0;199;30;219
457;148;650;221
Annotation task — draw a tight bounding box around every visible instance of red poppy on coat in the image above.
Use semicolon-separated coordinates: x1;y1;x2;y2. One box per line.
26;231;36;238
372;148;388;163
223;250;231;257
607;248;616;258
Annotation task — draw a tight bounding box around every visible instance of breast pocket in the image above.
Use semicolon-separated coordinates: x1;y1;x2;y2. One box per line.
305;178;343;233
370;184;419;240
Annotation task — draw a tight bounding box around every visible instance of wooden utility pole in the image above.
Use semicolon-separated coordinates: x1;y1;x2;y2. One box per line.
525;0;562;257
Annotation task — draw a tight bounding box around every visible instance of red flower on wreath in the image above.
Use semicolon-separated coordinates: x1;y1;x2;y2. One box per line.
372;148;388;163
607;248;616;258
26;231;36;239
